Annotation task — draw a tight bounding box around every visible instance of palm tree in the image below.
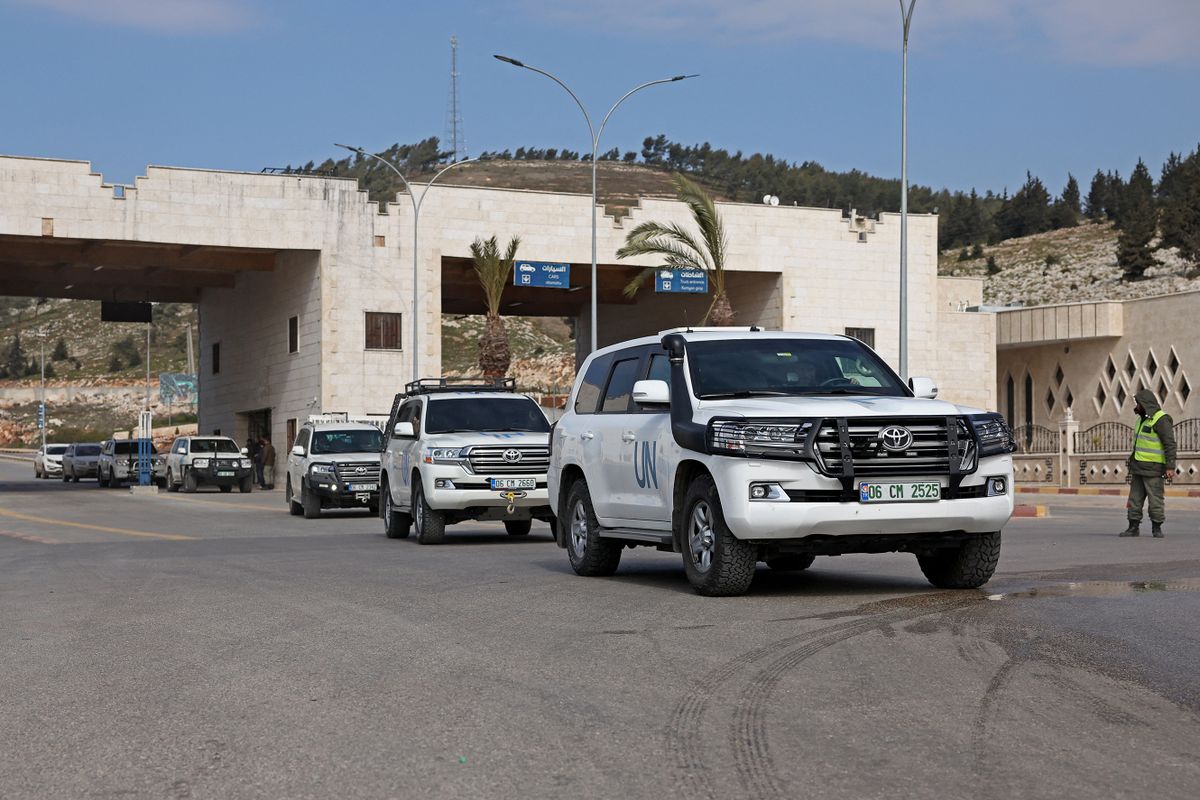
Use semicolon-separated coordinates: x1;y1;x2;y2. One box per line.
616;172;734;325
469;235;521;378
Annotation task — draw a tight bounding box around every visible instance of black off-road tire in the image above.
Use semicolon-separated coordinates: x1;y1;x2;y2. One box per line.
765;553;816;571
504;520;532;536
183;469;198;493
219;485;233;493
166;469;179;493
239;476;253;494
302;482;321;519
97;468;110;488
917;532;1001;589
681;475;757;597
564;480;621;577
382;480;411;539
287;478;302;516
413;479;445;545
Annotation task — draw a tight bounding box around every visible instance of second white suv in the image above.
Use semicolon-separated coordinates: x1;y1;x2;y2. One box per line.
549;329;1016;596
379;379;555;543
286;417;384;518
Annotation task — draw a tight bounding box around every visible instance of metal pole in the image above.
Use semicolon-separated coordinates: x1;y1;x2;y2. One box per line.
335;145;475;381
493;56;694;354
37;300;46;453
899;1;916;381
146;320;151;410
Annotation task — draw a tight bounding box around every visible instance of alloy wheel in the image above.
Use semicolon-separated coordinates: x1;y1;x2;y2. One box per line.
570;499;588;558
688;501;716;573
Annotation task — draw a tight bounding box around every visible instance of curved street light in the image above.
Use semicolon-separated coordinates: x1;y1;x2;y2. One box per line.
494;55;696;354
898;0;916;381
336;144;476;380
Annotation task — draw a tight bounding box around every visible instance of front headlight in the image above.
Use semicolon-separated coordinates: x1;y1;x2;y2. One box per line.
425;447;467;465
192;458;210;468
240;459;252;469
969;413;1016;457
707;419;817;458
310;463;336;475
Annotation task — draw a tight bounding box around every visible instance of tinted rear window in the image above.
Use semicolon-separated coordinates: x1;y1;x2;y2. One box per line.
574;355;611;415
601;358;640;413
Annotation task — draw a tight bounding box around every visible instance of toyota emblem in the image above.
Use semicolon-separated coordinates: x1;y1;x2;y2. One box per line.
502;448;523;464
354;466;367;475
879;426;914;452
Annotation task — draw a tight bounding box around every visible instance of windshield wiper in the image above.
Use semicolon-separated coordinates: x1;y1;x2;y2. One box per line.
795;388;886;396
698;390;791;399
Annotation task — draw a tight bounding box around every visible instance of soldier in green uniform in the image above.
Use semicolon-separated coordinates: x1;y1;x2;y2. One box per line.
1120;389;1177;538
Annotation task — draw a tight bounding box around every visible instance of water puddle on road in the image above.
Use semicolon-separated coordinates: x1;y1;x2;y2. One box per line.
986;579;1200;601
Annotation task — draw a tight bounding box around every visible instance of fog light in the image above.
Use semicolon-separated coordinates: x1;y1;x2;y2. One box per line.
988;477;1007;496
434;478;456;489
749;483;788;502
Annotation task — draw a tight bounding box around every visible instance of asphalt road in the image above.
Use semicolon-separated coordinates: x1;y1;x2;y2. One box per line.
1;456;1198;800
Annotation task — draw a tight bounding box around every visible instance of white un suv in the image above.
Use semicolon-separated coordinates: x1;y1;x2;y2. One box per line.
548;328;1016;596
380;379;555;544
286;417;384;518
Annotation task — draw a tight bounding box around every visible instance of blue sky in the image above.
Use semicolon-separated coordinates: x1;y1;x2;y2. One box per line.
2;0;1198;197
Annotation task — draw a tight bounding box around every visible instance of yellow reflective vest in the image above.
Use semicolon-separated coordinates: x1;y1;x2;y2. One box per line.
1133;410;1167;464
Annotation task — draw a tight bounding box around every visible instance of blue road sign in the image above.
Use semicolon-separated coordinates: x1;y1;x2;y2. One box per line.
654;268;709;293
513;261;571;289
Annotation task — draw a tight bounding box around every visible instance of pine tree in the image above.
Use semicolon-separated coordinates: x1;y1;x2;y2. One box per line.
4;334;27;378
1085;170;1108;220
986;255;1000;275
1106;171;1125;224
1117;160;1158;280
51;337;68;361
108;354;124;372
44;361;56;379
1062;174;1082;216
1159;147;1200;264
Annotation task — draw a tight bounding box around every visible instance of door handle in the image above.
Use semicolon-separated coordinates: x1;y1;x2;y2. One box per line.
621;432;637;442
580;432;594;441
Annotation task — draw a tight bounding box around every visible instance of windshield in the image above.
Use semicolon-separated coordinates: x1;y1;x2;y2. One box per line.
75;445;101;456
311;429;385;454
190;438;240;454
46;445;67;455
687;338;908;398
114;441;157;456
425;398;551;435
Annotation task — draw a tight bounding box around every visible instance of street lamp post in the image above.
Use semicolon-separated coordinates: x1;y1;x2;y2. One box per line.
898;0;916;381
493;55;695;354
336;144;476;381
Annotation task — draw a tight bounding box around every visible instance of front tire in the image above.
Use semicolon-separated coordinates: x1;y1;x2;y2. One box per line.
287;478;302;516
412;479;445;544
383;480;411;539
504;520;532;536
681;475;756;596
183;469;198;493
166;469;179;492
302;482;321;519
239;476;253;494
97;468;109;488
917;532;1001;589
565;480;621;577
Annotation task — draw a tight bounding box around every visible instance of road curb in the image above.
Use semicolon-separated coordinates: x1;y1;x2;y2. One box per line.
1018;486;1200;498
1012;504;1049;518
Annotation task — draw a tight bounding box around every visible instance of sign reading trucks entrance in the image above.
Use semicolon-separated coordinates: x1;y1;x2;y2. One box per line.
655;268;708;293
513;261;571;288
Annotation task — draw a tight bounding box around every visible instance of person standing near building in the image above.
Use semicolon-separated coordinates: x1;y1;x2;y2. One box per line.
1120;389;1177;538
260;436;276;490
246;437;263;486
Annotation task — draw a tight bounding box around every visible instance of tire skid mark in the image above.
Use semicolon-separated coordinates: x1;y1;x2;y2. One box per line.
667;593;979;800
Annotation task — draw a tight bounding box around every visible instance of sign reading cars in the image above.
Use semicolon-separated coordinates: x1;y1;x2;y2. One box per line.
513;261;571;288
654;268;708;293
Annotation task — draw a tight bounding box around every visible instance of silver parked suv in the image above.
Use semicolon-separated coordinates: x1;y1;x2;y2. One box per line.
163;435;254;493
61;443;101;482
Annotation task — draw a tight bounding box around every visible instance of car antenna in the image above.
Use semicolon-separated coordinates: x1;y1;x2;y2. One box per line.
683;309;692;333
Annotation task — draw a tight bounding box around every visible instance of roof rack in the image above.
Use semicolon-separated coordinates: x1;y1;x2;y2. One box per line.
404;377;516;396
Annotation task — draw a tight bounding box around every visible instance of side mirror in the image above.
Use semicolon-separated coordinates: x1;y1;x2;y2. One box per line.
632;379;670;406
291;445;306;457
241;447;249;455
393;421;415;438
909;376;938;399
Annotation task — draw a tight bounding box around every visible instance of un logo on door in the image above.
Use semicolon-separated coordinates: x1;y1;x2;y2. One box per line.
633;440;658;490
